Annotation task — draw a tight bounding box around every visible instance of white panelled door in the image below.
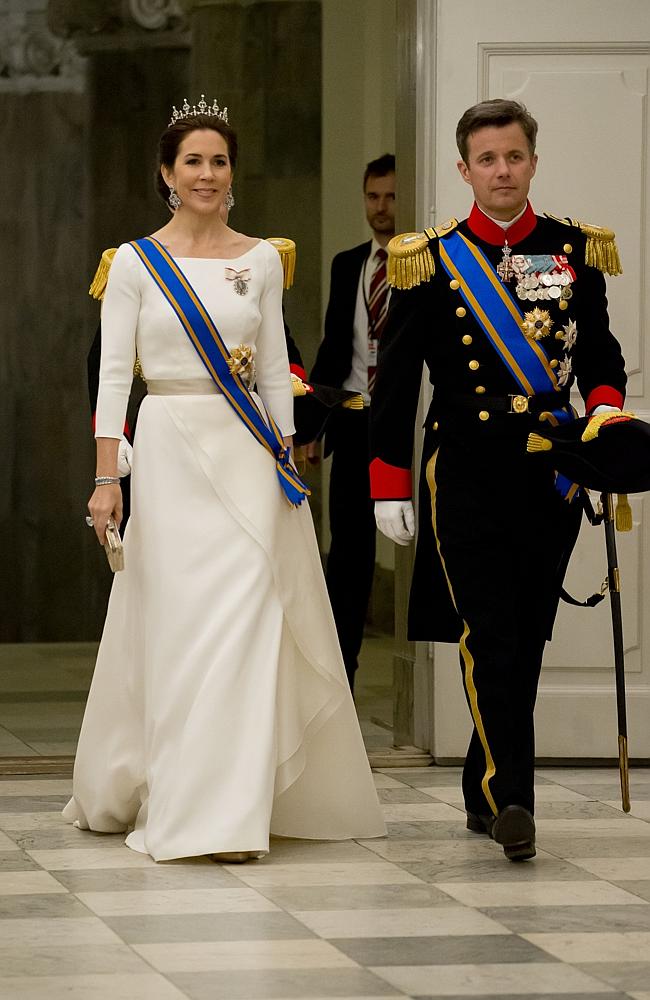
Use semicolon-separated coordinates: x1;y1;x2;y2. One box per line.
413;0;650;760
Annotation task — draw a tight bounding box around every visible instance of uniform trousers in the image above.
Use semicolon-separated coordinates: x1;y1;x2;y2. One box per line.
427;422;582;817
326;408;376;690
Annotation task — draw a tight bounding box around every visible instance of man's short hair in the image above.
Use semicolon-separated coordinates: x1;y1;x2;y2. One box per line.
363;153;395;190
456;100;538;163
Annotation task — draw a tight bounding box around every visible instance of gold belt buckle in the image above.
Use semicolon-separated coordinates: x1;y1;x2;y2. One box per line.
509;394;530;414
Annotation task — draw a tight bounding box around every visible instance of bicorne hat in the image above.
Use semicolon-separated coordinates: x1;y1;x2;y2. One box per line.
527;413;650;495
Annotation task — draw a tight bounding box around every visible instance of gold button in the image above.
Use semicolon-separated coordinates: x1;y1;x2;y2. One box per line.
550;358;558;368
469;360;479;371
475;385;486;394
479;410;490;421
559;300;568;311
456;306;467;318
450;279;460;290
432;420;439;431
563;243;573;254
462;334;473;345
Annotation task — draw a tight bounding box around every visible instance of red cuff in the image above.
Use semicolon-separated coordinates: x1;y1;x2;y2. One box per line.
585;386;625;415
290;363;307;381
370;458;412;499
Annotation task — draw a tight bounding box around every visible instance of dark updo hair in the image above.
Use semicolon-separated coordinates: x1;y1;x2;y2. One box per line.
154;115;239;204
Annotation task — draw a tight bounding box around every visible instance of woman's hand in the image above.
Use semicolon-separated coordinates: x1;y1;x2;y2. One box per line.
88;484;123;545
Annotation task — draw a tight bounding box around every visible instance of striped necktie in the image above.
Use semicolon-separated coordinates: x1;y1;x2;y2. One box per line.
367;247;388;395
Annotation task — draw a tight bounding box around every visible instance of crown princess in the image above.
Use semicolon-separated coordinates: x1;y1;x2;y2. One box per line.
168;95;229;127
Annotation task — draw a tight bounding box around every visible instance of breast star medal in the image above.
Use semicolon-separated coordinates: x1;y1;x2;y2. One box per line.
521;307;553;340
225;266;251;296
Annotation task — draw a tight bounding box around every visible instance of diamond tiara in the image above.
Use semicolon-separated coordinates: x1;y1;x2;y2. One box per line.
168;95;229;128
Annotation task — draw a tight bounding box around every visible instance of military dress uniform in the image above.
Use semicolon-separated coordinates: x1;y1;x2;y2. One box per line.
370;201;627;828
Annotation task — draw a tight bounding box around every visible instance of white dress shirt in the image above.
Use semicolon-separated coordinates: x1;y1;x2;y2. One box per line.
343;237;389;404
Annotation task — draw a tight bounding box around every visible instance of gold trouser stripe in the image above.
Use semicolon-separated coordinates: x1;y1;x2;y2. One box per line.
426;449;499;816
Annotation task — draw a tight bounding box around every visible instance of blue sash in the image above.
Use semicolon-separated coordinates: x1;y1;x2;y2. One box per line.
438;230;577;499
130;237;309;507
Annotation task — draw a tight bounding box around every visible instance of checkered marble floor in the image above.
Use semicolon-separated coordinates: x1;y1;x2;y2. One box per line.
1;768;650;999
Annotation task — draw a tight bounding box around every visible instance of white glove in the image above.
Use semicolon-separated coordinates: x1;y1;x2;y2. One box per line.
592;404;621;415
117;436;133;477
375;500;415;546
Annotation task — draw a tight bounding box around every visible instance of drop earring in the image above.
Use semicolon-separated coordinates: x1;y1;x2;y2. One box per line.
168;186;182;211
225;187;235;211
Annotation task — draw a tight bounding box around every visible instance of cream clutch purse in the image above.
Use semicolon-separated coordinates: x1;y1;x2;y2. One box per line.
104;518;124;572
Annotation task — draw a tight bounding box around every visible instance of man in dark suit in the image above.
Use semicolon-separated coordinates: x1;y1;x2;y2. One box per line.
309;154;397;691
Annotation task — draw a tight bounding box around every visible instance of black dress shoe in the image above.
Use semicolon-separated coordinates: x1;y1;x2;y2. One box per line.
491;805;536;861
466;811;495;835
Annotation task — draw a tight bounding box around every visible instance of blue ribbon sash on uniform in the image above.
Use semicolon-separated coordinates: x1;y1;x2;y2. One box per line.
438;230;577;499
129;237;309;507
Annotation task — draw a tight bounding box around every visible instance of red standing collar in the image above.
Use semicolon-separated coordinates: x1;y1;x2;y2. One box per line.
467;200;537;246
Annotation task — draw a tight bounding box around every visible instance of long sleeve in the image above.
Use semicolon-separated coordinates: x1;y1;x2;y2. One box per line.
254;244;295;436
95;244;139;439
571;264;627;412
370;284;428;499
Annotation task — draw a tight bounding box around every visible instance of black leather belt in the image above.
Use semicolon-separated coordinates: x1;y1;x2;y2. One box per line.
439;391;570;416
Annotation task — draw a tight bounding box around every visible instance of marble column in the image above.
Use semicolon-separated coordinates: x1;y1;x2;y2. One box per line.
181;0;322;372
0;0;190;641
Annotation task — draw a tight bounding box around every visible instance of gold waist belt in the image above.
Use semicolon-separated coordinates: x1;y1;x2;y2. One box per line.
146;379;222;395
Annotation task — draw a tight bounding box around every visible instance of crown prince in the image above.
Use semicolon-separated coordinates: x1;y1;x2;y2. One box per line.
370;98;626;863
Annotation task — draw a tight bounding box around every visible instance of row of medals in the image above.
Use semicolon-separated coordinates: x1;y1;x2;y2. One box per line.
497;243;574;303
515;269;573;303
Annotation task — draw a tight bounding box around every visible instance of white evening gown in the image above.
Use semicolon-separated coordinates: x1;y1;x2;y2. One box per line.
63;239;385;861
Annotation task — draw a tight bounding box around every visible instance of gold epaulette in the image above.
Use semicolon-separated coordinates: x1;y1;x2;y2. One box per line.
545;213;622;276
387;232;434;290
387;219;458;290
266;237;296;290
89;247;118;300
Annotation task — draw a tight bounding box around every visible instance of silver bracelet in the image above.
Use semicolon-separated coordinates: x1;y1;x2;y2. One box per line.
95;476;120;486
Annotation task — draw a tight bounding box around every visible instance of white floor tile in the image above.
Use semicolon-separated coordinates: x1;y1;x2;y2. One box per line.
605;799;650;820
0;813;73;832
357;838;500;863
77;887;280;916
0;917;122;947
230;862;421;887
372;773;406;789
292;905;511;938
535;817;650;834
436;880;649;907
371;961;612;995
132;939;358;972
26;848;156;870
0;831;20;851
380;803;466;822
0;781;73;797
569;857;650;879
0;973;188;999
0;871;68;895
522;930;650;962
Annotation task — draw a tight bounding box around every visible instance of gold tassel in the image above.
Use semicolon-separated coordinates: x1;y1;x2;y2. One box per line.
266;237;296;290
387;232;435;290
544;214;622;276
576;221;622;276
290;374;308;397
341;394;364;410
89;247;118;300
527;433;553;453
616;494;633;532
581;410;636;442
133;355;146;382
